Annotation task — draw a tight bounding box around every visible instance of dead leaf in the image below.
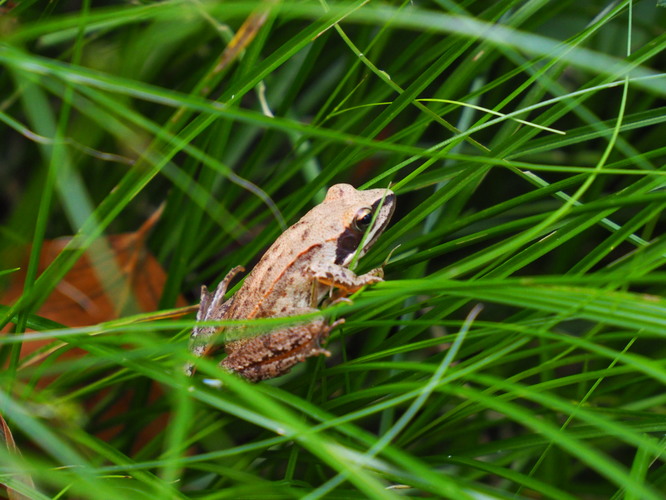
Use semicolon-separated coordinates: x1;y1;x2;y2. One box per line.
0;208;188;452
2;206;186;350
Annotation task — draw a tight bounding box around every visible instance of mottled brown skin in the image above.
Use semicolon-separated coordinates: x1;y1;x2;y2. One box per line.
186;184;395;382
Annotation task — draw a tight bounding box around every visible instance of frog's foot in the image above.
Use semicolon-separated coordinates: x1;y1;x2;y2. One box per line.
329;318;346;330
186;266;245;377
366;267;384;279
313;318;345;352
199;265;245;320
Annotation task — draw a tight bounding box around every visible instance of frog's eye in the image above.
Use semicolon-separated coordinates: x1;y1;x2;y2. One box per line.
353;207;373;232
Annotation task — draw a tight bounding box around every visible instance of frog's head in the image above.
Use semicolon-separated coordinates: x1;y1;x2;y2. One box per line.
323;184;396;266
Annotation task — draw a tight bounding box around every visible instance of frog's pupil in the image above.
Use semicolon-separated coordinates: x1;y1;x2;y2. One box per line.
358;212;372;227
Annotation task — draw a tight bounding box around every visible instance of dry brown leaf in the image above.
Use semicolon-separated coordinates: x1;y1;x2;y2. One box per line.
2;207;186;354
0;209;188;451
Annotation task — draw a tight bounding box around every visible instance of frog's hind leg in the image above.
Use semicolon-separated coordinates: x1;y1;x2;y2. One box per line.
198;265;245;322
319;318;344;348
232;318;345;382
185;265;244;376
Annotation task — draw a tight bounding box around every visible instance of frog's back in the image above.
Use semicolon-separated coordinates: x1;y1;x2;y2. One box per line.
224;212;342;320
221;183;394;321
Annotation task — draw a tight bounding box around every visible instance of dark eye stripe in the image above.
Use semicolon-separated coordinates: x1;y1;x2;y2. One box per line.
334;227;363;265
334;193;395;266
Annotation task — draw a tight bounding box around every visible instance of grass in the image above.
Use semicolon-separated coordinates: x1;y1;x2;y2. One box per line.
1;0;666;498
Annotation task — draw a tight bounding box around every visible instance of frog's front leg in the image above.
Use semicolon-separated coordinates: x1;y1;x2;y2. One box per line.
185;265;244;376
311;262;384;295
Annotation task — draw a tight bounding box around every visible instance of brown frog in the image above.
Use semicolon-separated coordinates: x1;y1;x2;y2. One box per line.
186;183;395;382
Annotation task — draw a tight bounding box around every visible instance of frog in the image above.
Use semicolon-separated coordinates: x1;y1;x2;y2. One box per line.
185;183;395;382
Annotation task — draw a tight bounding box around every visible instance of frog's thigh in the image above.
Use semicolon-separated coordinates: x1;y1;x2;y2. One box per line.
240;328;330;382
260;316;324;348
223;317;334;382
